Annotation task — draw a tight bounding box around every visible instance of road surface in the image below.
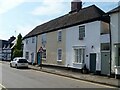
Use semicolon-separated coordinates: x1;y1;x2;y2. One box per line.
0;62;116;89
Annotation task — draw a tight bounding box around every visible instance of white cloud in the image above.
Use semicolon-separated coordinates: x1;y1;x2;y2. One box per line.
31;0;70;16
0;0;25;14
0;0;118;15
15;25;35;37
15;20;46;37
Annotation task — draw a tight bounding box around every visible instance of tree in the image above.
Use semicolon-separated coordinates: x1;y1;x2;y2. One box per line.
12;33;23;58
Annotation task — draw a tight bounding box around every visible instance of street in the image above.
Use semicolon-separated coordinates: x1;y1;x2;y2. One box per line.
0;62;116;88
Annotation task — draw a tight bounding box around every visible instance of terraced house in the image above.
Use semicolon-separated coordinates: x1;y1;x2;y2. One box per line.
23;0;110;75
108;5;120;74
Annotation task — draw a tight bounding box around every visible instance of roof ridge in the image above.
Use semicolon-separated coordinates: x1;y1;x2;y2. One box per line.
108;5;120;14
23;4;107;39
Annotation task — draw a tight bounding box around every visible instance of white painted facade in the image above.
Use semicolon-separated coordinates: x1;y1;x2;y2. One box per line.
23;36;37;63
0;40;2;59
110;12;120;72
66;21;109;71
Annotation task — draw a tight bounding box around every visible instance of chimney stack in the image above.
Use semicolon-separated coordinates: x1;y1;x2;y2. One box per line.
71;0;82;13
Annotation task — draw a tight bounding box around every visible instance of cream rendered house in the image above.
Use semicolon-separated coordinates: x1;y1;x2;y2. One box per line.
37;30;66;66
23;1;110;75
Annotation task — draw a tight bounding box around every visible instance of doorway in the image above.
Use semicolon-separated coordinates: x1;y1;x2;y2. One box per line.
90;53;96;73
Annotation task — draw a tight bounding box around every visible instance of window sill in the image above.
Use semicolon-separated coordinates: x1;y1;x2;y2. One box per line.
57;60;62;62
57;41;62;43
73;62;84;65
42;58;46;61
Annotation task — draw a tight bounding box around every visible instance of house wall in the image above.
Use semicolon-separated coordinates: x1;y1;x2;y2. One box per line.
23;36;37;63
100;22;110;43
110;12;120;72
2;49;11;60
66;21;102;70
0;40;2;59
37;29;66;66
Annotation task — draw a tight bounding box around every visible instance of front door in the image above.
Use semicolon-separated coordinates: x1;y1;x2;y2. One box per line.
101;52;110;75
31;53;34;64
90;53;96;73
37;52;41;65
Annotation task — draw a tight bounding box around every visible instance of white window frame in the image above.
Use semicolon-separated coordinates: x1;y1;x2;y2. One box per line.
57;48;62;61
42;49;46;60
79;26;85;40
32;37;35;43
25;52;29;60
26;39;28;44
73;46;85;64
57;30;62;42
41;34;47;45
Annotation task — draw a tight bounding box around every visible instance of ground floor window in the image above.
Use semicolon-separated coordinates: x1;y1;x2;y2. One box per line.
42;49;46;59
25;52;29;60
74;48;85;63
31;52;34;62
57;49;62;61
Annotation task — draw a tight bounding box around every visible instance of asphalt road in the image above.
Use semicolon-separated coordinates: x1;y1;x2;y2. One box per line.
0;62;116;88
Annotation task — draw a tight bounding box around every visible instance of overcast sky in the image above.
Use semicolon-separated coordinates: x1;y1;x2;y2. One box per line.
0;0;119;40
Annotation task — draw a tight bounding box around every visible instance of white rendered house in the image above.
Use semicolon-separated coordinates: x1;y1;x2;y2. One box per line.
66;21;110;74
23;36;37;64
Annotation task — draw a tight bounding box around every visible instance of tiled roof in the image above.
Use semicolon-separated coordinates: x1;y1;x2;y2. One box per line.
108;5;120;14
23;5;109;39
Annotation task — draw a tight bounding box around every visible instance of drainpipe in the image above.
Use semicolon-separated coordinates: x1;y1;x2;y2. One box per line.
36;36;38;65
109;15;112;76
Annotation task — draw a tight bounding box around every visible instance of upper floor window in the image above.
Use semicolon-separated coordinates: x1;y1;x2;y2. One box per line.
79;26;85;40
58;30;62;42
101;43;110;51
25;52;29;60
32;37;35;43
26;39;28;44
41;34;46;45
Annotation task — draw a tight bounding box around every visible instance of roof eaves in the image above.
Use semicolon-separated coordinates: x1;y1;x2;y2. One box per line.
23;16;107;39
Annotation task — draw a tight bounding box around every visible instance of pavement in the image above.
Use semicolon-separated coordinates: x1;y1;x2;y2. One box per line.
29;64;120;88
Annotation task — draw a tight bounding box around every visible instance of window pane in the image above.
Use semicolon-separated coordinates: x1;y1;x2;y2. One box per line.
74;48;85;63
26;52;29;60
32;38;35;43
42;50;46;58
79;26;85;39
42;34;46;45
58;49;62;60
58;31;62;42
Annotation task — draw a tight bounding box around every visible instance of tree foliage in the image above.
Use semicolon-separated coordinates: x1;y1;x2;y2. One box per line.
12;33;23;58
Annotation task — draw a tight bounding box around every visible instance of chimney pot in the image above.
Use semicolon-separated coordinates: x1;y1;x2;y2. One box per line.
71;0;82;13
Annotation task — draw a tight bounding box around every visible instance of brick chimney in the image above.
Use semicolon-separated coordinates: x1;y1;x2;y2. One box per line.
71;0;82;13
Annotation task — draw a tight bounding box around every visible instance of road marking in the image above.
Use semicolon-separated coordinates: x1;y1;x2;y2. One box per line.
0;84;7;90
